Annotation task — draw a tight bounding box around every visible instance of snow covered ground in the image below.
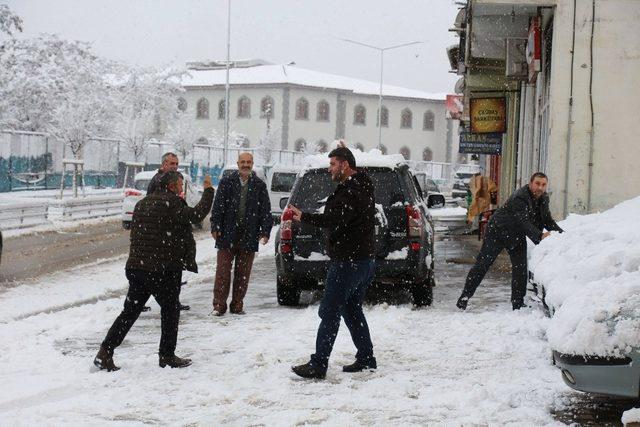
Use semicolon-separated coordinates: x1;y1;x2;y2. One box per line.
0;230;580;425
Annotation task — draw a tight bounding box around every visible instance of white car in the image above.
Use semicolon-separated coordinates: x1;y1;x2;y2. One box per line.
267;166;299;221
121;170;202;229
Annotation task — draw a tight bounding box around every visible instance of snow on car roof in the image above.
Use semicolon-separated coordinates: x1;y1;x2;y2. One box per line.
529;195;640;357
134;171;159;180
302;148;406;171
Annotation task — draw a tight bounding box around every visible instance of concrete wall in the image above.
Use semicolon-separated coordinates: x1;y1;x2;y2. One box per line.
547;0;640;216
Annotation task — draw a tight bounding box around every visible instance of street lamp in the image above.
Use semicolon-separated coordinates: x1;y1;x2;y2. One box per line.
223;0;231;168
340;38;422;151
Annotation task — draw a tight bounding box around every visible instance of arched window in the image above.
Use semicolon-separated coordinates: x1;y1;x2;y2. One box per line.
218;100;225;119
400;146;411;160
353;104;366;125
261;96;274;119
316;140;328;153
237;96;251;118
296;98;309;120
423;110;435;131
377;106;389;127
196;98;209;119
354;142;365;151
379;144;388;155
423;147;434;161
177;97;187;112
317;100;330;122
294;138;306;152
400;108;412;128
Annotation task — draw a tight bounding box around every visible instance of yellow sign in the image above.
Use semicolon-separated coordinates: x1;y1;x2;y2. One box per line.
470;98;506;134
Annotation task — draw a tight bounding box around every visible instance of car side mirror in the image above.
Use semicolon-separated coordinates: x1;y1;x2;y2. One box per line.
279;197;289;210
427;194;445;209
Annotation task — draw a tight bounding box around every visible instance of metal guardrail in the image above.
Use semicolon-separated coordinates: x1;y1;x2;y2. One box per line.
0;202;50;230
49;195;123;221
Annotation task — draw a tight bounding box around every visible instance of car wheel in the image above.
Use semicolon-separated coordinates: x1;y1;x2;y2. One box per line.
122;221;131;230
277;275;301;306
412;271;434;307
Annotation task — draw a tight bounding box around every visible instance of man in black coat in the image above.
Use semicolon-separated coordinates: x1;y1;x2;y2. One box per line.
289;146;377;380
146;152;179;194
93;171;214;371
457;172;563;311
210;153;272;315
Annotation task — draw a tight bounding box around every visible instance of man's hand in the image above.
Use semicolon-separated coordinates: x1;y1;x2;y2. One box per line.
203;175;212;190
212;231;220;240
541;231;551;240
289;205;302;222
260;235;269;245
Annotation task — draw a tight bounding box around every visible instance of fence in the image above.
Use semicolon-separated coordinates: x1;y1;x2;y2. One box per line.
48;195;124;221
0;201;50;229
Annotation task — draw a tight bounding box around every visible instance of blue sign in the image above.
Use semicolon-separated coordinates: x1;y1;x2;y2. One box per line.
459;132;502;155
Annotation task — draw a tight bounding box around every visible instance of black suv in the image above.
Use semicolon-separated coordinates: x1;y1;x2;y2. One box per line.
275;162;445;307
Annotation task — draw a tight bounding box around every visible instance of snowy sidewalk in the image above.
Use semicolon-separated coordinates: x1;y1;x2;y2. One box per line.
0;235;574;425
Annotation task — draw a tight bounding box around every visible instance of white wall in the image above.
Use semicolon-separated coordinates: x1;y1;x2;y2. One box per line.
180;84;452;163
547;0;640;216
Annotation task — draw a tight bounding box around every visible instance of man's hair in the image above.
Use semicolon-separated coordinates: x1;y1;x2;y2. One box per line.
161;152;178;163
328;146;356;169
530;172;548;182
158;170;184;190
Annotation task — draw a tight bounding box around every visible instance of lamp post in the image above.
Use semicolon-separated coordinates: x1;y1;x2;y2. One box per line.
223;0;231;168
340;39;422;150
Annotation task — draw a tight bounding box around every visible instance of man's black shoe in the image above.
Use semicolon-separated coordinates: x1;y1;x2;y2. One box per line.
456;296;469;310
93;346;120;372
179;304;190;311
292;362;326;379
512;302;531;310
343;359;377;373
159;354;192;368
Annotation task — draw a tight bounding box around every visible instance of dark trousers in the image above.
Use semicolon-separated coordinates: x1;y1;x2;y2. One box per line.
213;247;256;313
310;259;376;372
461;221;528;307
102;269;182;357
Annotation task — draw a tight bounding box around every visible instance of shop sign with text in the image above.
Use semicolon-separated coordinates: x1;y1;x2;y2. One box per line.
470;98;506;134
459;132;502;155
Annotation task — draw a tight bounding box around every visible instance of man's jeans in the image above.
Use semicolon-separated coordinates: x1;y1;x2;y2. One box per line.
310;259;376;372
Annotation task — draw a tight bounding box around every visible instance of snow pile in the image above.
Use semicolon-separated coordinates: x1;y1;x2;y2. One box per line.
622;407;640;425
302;148;405;170
529;196;640;357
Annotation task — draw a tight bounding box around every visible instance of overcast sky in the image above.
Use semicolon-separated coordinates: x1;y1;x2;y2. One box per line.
6;0;461;95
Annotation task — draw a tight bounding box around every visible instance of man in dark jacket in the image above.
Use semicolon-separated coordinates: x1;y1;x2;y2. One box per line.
457;172;563;311
211;153;272;316
93;171;214;371
146;152;179;194
289;146;377;380
143;152;191;312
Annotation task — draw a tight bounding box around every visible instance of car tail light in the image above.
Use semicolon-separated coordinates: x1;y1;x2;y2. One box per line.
405;205;423;237
280;207;294;244
124;189;142;197
410;242;421;251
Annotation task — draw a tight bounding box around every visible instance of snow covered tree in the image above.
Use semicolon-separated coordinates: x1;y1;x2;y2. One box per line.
0;4;23;37
111;66;185;161
256;123;281;166
0;34;110;132
165;111;197;160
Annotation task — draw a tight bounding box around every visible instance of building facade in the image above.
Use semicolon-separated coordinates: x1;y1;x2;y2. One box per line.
448;0;640;217
178;61;456;163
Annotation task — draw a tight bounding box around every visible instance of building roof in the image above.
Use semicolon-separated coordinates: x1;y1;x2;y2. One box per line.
181;63;446;101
